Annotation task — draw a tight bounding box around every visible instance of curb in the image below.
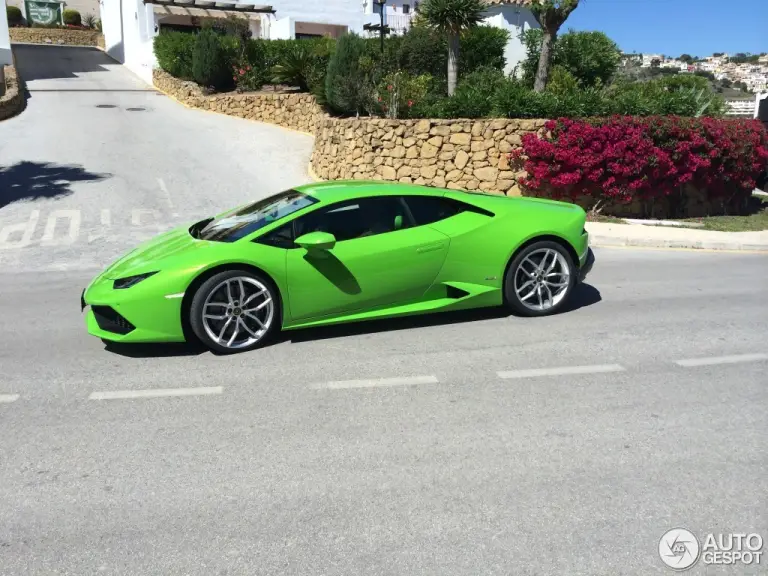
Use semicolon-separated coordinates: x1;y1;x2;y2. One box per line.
589;235;768;253
306;162;322;182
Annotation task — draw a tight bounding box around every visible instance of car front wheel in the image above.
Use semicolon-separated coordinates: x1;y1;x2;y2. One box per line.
504;241;576;317
189;269;279;353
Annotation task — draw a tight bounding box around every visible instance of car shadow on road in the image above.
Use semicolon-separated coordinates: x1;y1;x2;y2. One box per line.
100;284;601;357
0;161;110;209
101;340;207;358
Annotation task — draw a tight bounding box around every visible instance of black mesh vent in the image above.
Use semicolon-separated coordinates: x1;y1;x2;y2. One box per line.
92;306;135;335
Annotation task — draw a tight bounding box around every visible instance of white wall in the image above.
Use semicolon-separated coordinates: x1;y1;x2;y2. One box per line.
100;0;125;63
0;3;12;68
481;5;539;76
266;0;374;37
101;0;156;85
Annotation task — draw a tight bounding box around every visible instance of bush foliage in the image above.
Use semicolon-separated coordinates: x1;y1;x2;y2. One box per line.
513;117;768;217
192;28;233;91
62;9;81;26
6;5;23;26
325;33;374;116
154;31;197;79
153;23;725;121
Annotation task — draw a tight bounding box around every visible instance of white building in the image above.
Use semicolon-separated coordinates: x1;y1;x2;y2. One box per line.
100;0;538;84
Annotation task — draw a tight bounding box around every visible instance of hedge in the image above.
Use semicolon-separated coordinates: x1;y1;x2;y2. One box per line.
513;117;768;217
6;5;23;26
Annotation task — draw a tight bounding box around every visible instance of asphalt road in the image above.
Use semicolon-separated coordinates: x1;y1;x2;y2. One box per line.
1;46;768;576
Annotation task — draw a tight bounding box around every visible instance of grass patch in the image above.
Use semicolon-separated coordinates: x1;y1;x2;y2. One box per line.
679;196;768;232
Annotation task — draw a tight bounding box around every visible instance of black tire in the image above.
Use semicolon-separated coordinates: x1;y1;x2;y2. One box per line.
503;240;576;317
189;269;280;354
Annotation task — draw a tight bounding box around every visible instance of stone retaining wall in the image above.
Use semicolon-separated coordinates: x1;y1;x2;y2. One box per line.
153;69;323;135
310;117;547;195
9;27;104;48
0;62;24;122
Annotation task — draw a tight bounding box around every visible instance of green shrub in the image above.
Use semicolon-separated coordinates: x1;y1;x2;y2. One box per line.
435;67;508;118
81;12;98;29
154;31;197;79
271;41;316;91
6;5;23;26
325;33;375;116
192;28;233;91
375;71;433;119
458;26;509;75
63;8;81;26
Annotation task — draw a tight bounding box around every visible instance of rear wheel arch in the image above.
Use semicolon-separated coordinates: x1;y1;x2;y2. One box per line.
180;263;284;343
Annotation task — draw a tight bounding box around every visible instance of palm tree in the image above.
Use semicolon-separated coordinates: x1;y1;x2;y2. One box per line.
419;0;486;95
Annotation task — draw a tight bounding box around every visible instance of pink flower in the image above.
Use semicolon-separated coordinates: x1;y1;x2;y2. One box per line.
407;100;413;107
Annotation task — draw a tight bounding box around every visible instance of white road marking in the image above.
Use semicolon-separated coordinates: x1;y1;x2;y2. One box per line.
131;208;163;227
157;177;174;210
89;386;223;400
0;210;40;249
40;210;82;246
497;364;626;379
0;394;20;404
310;375;439;390
675;353;768;367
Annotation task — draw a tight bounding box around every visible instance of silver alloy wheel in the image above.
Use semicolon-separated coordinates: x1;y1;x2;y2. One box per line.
513;248;571;312
201;276;274;350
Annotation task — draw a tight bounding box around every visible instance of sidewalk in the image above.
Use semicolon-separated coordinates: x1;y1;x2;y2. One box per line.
586;222;768;252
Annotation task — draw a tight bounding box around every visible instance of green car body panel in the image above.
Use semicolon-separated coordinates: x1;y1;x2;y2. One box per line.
83;181;590;343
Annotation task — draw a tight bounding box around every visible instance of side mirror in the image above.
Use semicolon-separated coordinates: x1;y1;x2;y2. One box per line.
295;231;336;251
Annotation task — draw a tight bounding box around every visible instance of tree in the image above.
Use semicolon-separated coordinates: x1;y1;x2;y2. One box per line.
419;0;485;96
521;29;620;88
528;0;581;92
679;54;693;64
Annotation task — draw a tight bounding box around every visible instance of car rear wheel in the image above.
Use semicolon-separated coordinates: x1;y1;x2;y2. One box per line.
504;241;576;317
190;269;279;353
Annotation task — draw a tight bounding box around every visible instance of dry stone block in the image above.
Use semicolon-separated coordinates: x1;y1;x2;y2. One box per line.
450;133;471;146
475;166;498;182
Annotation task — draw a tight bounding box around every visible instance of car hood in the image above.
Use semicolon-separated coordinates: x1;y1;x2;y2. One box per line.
100;224;206;279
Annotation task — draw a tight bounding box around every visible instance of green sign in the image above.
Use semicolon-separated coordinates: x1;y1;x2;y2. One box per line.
25;1;63;26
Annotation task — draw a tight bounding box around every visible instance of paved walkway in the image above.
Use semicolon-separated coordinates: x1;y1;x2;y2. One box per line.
587;221;768;251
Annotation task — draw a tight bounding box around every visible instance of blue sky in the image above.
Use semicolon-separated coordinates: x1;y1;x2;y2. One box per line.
564;0;767;58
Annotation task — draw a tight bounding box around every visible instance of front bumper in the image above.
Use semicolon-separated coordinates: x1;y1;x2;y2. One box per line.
81;277;187;344
578;248;595;283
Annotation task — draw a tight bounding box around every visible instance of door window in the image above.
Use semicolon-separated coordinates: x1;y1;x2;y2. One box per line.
294;197;408;242
401;196;462;226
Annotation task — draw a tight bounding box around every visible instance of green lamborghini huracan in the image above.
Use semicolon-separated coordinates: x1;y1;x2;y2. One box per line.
82;181;594;353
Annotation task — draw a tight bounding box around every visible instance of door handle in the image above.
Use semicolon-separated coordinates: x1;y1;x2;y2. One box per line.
416;242;445;254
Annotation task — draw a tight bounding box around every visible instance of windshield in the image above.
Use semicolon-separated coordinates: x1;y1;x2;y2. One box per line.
198;189;317;242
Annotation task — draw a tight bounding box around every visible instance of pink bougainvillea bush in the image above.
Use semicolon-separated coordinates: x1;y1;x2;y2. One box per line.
511;116;768;217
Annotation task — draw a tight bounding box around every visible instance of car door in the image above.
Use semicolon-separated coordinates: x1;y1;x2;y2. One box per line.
284;196;450;322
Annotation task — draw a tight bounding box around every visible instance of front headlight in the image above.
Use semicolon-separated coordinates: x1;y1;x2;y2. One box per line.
113;271;158;290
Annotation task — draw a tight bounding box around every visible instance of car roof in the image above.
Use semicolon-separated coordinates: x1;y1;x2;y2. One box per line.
294;180;449;204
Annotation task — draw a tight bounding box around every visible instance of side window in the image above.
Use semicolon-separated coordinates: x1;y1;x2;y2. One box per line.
402;196;462;226
294;197;408;242
256;222;294;248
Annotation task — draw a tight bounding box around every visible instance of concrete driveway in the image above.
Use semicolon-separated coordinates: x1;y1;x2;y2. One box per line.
0;44;313;272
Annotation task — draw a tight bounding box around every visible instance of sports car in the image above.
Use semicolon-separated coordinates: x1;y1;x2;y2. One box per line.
82;181;594;353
